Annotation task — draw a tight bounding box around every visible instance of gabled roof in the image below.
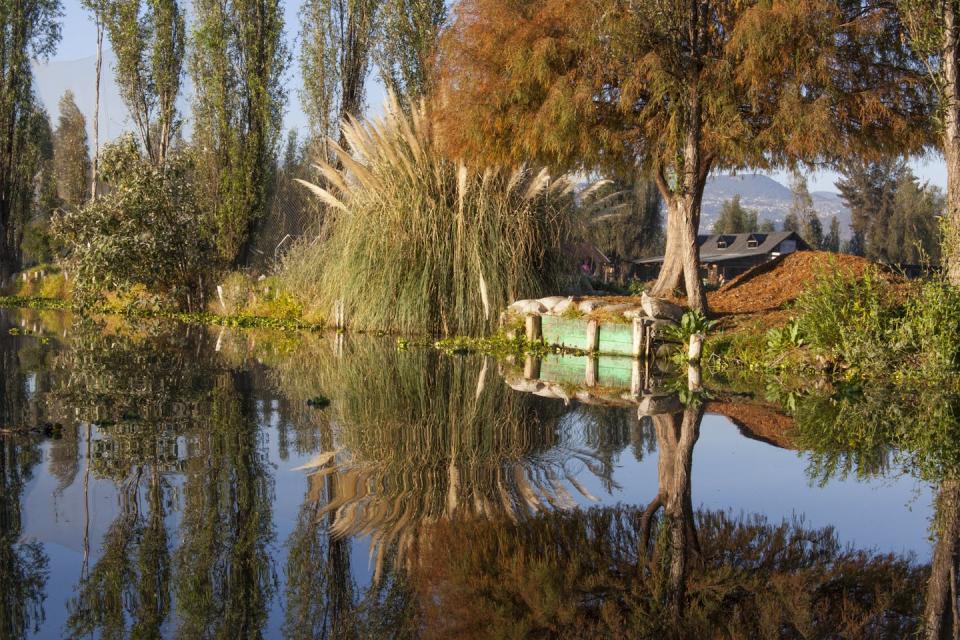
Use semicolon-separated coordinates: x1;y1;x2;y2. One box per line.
630;231;808;265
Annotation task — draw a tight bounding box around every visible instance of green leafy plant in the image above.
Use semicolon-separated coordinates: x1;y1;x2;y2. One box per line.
663;310;718;343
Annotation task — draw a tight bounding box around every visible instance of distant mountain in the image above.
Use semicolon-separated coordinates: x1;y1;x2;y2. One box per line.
702;173;852;239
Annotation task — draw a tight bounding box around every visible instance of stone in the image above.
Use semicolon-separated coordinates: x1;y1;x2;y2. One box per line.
641;291;684;322
637;393;683;417
538;296;568;312
508;299;547;315
578;299;608;313
622;307;646;320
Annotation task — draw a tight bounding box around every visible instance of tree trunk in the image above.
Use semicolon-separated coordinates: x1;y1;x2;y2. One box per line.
90;18;103;201
650;189;708;313
945;0;960;286
926;479;960;640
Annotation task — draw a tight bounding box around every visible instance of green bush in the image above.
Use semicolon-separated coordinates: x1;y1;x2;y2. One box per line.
899;278;960;374
793;265;896;367
281;95;575;336
52;136;209;310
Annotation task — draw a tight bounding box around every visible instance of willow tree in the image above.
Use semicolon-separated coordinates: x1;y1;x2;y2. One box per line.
439;0;931;311
191;0;288;264
0;0;61;280
103;0;185;165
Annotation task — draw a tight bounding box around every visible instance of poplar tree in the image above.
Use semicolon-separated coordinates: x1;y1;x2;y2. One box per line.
0;0;61;279
711;196;759;235
53;90;91;210
785;173;823;250
439;0;931;311
190;0;289;264
299;0;379;156
376;0;446;103
103;0;185;165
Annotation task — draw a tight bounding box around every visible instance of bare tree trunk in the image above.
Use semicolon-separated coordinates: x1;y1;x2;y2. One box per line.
926;479;960;640
90;17;103;201
944;0;960;286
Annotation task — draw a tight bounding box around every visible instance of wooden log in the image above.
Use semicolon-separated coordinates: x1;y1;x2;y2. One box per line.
586;319;599;352
525;314;542;342
632;317;644;358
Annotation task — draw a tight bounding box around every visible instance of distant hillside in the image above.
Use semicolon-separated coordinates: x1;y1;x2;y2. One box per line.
703;173;851;239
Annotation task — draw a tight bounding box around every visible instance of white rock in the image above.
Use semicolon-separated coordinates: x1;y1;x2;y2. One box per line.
578;299;608;313
538;296;568;311
641;291;684;322
508;299;547;315
623;307;646;320
550;297;575;315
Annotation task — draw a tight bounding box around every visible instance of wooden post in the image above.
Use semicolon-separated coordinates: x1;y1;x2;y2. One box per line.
523;355;541;380
688;332;704;363
632;317;644;358
688;364;702;392
585;356;598;387
630;358;643;396
586;319;599;352
525;314;542;342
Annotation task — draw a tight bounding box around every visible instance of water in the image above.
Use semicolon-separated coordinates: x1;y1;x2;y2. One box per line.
0;308;940;639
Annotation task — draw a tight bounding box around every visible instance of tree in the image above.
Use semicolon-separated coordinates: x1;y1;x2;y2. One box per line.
785;173;823;249
835;158;906;261
81;0;107;200
103;0;185;165
299;0;378;156
52;91;90;209
438;0;931;312
191;0;289;264
897;1;960;286
823;217;842;253
376;0;446;104
887;171;942;264
0;0;62;280
711;195;759;235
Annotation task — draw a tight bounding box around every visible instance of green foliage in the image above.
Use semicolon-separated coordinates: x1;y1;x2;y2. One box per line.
784;172;823;249
52;90;89;209
282;96;576;336
583;177;664;260
766;318;805;352
376;0;446;103
711;195;759;235
793;265;895;367
52;136;208;310
663;311;718;344
191;0;288;263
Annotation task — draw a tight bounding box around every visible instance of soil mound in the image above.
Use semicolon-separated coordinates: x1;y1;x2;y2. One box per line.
708;251;880;315
706;400;796;449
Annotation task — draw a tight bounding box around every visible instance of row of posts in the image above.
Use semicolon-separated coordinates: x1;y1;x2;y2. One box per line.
524;314;658;359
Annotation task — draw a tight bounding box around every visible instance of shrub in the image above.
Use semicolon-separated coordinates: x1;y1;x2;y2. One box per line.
52;136;209;310
898;278;960;374
793;265;896;367
281;95;575;335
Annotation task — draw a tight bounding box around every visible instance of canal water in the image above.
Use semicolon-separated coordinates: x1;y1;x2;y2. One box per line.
0;308;940;638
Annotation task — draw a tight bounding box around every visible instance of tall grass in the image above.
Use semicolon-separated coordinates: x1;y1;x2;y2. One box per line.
281;94;576;336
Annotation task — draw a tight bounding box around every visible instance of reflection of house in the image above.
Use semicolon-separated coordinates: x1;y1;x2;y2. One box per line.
628;231;809;282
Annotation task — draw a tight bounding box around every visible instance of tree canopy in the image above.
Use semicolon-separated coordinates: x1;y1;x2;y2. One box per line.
438;0;933;310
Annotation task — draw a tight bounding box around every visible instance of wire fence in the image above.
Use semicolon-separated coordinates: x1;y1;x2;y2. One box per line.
244;174;323;273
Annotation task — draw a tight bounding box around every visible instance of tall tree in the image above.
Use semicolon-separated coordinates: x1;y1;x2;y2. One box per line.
585;177;663;260
823;216;842;253
711;195;759;235
299;0;379;156
785;172;823;249
103;0;185;165
438;0;931;311
191;0;289;264
835;158;906;261
898;1;960;286
376;0;445;104
52;91;90;209
81;0;107;201
888;170;943;264
0;0;62;280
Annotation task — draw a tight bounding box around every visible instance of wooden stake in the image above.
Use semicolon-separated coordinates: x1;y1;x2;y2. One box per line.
525;314;542;342
523;355;541;380
586;319;599;352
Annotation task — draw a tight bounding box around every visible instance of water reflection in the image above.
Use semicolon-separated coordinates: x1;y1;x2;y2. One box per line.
0;309;950;638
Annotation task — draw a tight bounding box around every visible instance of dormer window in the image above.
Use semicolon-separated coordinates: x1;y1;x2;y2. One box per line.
717;235;733;249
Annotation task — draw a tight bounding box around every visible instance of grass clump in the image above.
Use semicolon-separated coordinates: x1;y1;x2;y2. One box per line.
281;94;576;336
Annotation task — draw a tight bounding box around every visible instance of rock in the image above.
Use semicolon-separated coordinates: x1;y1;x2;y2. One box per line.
578;299;608;313
598;303;634;315
508;299;547;315
637;393;683;417
641;291;684;322
547;297;576;315
649;319;679;340
623;307;646;320
538;296;568;312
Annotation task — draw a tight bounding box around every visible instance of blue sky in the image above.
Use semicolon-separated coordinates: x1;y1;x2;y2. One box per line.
52;0;946;194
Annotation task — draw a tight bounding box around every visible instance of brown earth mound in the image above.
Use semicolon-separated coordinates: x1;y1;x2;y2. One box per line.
706;400;796;449
708;251;882;315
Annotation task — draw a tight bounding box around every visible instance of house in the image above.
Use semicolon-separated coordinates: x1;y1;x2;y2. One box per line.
628;231;809;282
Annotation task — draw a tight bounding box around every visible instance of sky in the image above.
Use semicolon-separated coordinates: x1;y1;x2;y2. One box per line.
50;0;947;194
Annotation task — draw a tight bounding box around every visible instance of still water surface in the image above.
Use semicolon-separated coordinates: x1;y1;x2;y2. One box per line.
0;308;940;638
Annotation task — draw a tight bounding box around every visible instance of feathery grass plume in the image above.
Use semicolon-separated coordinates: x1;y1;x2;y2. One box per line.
282;93;576;335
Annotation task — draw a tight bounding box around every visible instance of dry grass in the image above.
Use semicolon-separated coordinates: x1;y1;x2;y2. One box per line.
281;94;577;336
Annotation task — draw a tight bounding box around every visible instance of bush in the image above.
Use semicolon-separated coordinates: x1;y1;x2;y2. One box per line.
793;265;896;367
52;136;209;310
281;95;575;336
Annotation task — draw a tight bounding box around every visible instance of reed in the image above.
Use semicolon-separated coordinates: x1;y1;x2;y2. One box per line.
281;94;576;336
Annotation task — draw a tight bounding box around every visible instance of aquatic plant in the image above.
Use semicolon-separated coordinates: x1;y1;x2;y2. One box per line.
282;93;576;336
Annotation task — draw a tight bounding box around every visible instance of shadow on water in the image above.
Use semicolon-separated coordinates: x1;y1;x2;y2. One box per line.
0;308;955;638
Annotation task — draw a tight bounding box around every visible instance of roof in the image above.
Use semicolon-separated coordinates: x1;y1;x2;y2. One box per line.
630;232;808;265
